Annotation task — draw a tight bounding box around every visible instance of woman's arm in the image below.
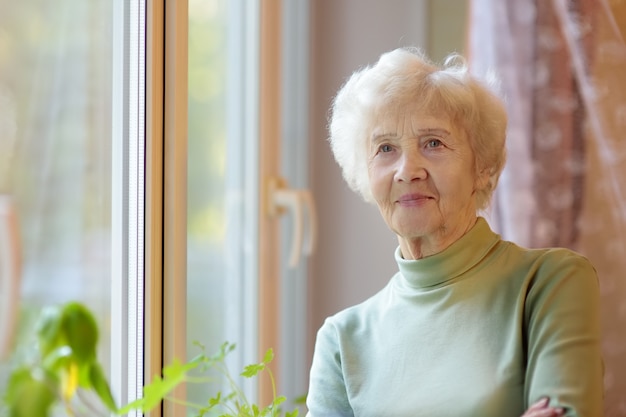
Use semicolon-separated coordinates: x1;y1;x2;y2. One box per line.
306;319;354;417
523;250;604;416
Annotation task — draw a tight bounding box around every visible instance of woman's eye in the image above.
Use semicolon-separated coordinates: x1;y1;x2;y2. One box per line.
425;138;442;148
379;144;393;153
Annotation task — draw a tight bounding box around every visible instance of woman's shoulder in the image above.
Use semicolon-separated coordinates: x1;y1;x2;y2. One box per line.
497;242;599;299
500;239;595;272
320;276;397;332
486;240;599;300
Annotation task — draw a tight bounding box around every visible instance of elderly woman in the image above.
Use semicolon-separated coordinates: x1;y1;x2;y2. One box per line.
306;48;604;417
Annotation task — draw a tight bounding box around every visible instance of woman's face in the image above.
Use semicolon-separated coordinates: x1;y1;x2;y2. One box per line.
367;108;486;257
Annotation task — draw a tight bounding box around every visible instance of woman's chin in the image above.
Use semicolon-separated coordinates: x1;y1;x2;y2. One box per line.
392;222;438;242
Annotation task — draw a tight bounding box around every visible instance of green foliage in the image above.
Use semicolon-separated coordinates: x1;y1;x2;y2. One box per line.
4;302;117;417
4;303;304;417
5;367;57;417
123;341;300;417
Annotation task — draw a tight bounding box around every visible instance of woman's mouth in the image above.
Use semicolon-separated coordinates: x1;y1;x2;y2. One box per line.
397;193;433;206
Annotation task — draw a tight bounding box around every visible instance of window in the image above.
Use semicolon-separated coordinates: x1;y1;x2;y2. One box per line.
0;0;116;410
0;1;312;416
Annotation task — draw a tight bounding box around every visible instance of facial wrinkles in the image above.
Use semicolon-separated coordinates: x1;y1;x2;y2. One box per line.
433;136;477;239
370;116;452;196
408;121;473;228
371;105;409;141
368;110;482;258
371;121;447;160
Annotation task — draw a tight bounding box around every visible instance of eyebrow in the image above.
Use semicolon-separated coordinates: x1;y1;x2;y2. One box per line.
371;133;396;143
371;128;451;142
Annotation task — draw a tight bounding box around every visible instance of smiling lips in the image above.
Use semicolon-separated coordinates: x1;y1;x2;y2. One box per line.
397;193;434;206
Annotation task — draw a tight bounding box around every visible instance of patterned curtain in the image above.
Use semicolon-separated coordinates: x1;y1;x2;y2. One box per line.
529;0;592;248
468;0;626;415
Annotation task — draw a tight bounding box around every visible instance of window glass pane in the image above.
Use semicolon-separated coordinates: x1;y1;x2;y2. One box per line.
187;0;229;405
187;0;260;408
0;0;113;411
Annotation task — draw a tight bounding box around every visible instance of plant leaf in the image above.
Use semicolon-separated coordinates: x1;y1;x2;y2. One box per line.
262;348;273;364
117;358;199;414
208;391;222;407
89;362;118;411
241;363;265;378
40;346;73;371
292;394;307;405
61;302;99;364
35;305;64;357
6;367;57;417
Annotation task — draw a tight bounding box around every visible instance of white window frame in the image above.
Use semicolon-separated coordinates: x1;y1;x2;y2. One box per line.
110;0;146;414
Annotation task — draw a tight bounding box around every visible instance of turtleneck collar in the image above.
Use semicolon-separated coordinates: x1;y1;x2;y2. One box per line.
394;217;500;290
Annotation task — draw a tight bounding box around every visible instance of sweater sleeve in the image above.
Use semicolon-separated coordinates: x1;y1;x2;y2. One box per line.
306;318;354;417
524;250;604;417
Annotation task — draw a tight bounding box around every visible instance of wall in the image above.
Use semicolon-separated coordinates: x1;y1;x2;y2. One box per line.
307;0;468;364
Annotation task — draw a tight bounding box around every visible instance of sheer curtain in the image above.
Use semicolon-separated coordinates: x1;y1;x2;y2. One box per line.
468;0;626;415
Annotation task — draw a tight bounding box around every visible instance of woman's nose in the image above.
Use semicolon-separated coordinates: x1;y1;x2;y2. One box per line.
394;152;427;182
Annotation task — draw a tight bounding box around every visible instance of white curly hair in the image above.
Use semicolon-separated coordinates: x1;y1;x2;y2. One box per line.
328;47;507;211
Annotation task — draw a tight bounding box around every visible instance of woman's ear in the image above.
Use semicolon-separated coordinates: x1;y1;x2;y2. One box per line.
474;167;491;191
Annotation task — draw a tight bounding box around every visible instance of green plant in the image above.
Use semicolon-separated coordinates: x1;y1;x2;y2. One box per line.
3;302;303;417
4;302;116;417
121;342;300;417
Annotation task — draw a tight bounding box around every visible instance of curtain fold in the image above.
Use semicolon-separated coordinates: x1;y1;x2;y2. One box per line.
529;0;592;247
468;0;537;245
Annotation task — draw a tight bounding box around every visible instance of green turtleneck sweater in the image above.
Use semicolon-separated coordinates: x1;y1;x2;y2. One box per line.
306;218;603;417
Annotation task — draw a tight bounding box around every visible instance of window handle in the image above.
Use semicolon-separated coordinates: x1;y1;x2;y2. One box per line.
267;177;317;268
0;195;21;360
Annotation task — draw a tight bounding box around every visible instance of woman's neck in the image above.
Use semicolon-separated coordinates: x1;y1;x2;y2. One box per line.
398;216;478;260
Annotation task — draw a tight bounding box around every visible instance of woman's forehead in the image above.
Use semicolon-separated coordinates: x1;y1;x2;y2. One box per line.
371;105;457;136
